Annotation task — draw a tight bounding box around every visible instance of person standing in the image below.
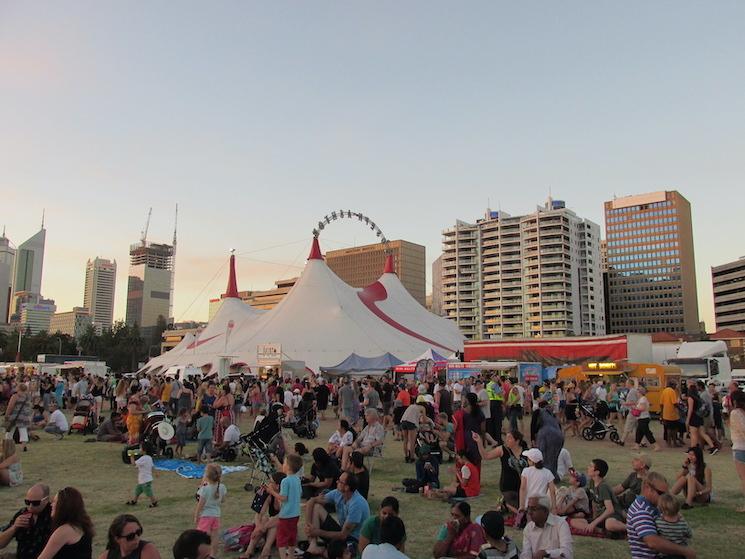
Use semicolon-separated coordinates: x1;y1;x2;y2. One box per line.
621;379;640;445
486;375;504;444
728;390;745;512
659;380;681;447
633;387;660;451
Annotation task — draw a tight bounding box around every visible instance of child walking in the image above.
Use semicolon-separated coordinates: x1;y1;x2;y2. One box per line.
655;493;693;558
127;443;158;507
175;408;190;458
196;406;214;462
195;463;227;558
266;453;303;559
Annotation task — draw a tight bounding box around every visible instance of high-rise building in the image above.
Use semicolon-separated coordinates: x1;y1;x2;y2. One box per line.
12;226;46;299
325;240;426;306
50;307;92;340
208;277;297;319
712;256;745;332
126;241;174;334
84;257;117;333
19;298;56;335
604;190;699;334
442;199;605;340
431;255;444;316
0;231;15;323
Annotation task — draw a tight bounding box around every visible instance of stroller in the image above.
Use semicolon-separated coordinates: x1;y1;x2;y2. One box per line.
580;401;622;445
120;410;175;464
291;397;318;439
241;404;286;491
69;398;97;435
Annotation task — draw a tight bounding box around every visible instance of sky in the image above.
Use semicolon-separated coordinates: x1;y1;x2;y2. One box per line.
1;2;744;330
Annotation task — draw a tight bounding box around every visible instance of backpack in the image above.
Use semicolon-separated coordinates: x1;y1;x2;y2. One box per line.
696;398;710;419
222;524;255;552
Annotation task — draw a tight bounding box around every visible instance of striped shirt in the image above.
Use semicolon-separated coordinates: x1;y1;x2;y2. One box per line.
627;496;659;559
655;517;692;546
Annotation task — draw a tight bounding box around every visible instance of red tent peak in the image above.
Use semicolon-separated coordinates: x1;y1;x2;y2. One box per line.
223;253;239;298
383;254;396;274
308;237;324;260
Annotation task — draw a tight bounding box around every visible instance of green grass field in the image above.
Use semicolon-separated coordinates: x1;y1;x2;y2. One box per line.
2;413;744;559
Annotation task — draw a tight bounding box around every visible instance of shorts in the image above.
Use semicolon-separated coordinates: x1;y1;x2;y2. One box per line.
197;516;220;534
135;481;153;497
454;486;467;498
400;420;416;431
733;450;745;464
276;516;299;547
198;439;213;456
320;514;342;534
14;427;29;443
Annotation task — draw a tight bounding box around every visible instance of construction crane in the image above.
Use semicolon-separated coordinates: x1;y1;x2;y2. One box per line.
141;207;152;245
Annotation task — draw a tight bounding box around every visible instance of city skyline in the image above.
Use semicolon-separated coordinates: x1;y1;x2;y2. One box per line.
2;3;744;330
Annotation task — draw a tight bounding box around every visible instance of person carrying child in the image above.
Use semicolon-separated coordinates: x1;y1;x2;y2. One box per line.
195;463;227;558
655;493;693;559
265;453;303;559
126;443;158;507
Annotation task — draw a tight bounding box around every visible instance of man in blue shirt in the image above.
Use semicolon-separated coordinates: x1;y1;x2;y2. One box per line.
305;471;370;557
627;471;696;559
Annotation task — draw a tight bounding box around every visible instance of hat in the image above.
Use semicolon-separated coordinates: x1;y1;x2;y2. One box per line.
633;452;652;469
416;395;427;404
479;510;505;540
424;394;435;404
522;448;544;463
293;388;301;394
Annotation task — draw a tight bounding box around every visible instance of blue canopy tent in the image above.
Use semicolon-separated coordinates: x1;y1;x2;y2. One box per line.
320;352;404;377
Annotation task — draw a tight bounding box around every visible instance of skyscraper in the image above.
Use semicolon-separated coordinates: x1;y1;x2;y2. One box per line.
13;226;46;298
604;190;699;334
431;255;444;316
442;199;605;340
125;241;174;335
0;230;15;323
712;256;745;332
84;257;117;333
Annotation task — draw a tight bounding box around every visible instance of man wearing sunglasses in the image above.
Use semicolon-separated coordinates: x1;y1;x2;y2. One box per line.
626;472;697;559
0;483;53;559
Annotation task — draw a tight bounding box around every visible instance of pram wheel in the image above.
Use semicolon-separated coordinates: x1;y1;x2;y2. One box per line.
610;431;621;445
581;427;595;441
595;430;607;440
244;482;253;492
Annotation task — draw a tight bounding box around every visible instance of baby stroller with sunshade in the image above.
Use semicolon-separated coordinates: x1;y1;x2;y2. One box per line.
120;410;175;464
291;396;318;439
69;398;97;435
580;400;622;445
241;403;285;490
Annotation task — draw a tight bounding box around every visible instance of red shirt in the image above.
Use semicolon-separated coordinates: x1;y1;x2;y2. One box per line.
397;389;411;407
460;461;480;497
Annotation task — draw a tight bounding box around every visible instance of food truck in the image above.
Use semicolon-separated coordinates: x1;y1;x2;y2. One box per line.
558;361;681;414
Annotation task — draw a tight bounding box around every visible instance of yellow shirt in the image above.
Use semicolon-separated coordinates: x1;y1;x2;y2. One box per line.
660;387;679;421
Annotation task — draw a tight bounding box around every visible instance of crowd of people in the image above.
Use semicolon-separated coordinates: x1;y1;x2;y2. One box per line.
1;364;745;559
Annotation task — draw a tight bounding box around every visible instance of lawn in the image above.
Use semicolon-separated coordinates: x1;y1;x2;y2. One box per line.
1;413;744;559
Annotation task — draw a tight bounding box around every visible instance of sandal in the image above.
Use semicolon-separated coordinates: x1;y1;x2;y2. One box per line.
149;501;159;508
126;500;137;506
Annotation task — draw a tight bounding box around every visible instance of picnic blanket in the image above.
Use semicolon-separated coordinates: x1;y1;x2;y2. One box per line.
154;459;248;479
502;515;618;539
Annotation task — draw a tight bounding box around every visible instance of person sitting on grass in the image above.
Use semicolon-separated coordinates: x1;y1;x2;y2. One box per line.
670;446;712;509
172;529;212;559
358;496;405;555
304;471;371;557
341;409;385;470
655;493;693;553
0;483;52;558
98;514;161;559
0;439;22;487
614;453;651;511
327;419;354;460
555;469;590;519
302;447;341;500
265;453;303;559
570;458;625;535
37;486;94;559
240;472;286;559
361;515;409;559
626;471;696;559
432;501;486;559
477;510;518;559
43;400;69;439
348;450;371;500
521;496;573;559
518;448;557;514
429;451;480;500
96;412;125;443
126;443;158;508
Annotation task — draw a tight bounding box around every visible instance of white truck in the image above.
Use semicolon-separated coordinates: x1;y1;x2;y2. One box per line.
666;341;735;388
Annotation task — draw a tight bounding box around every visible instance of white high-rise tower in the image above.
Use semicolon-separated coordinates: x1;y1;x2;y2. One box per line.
84;257;117;333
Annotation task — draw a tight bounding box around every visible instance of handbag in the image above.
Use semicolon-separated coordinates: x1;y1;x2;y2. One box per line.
251;486;270;513
631;408;641;417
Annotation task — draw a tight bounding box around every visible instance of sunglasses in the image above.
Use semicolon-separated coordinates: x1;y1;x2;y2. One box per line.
24;498;46;506
120;528;143;541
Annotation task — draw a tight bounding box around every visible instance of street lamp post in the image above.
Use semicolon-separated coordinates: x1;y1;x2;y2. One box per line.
15;328;22;363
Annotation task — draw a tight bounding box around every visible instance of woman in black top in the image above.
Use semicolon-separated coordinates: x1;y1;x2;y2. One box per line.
99;514;161;559
349;451;370;499
37;486;94;559
472;430;528;514
302;448;341;499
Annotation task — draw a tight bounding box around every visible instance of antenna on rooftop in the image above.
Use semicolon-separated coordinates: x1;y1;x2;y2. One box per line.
141;207;152;245
41;209;45;229
173;203;178;246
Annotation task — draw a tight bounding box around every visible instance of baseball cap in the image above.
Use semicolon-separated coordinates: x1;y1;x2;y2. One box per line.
423;394;434;404
570;469;587;487
522;448;544;463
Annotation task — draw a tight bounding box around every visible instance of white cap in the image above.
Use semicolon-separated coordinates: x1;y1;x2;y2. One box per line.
522;448;544;463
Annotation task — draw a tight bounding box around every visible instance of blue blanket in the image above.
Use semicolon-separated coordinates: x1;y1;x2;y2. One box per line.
154;459;248;479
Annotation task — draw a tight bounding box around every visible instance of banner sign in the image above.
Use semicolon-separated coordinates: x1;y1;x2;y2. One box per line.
257;343;282;366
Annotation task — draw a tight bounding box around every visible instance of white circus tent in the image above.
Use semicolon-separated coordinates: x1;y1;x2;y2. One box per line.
141;239;465;376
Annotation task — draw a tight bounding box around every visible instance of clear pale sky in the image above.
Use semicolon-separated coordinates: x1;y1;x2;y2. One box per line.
2;2;743;330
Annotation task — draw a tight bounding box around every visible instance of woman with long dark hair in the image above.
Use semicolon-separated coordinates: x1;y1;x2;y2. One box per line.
37;487;94;559
671;446;713;509
685;383;715;450
98;514;161;559
461;392;486;472
472;429;528;515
